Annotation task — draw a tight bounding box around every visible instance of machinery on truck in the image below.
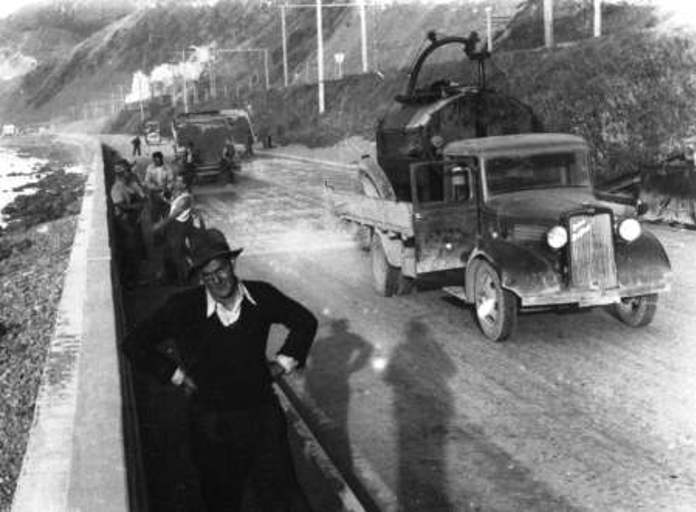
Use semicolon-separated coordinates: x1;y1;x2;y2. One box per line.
325;32;671;341
172;109;255;183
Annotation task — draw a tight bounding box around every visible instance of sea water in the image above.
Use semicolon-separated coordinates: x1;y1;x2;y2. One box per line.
0;145;49;227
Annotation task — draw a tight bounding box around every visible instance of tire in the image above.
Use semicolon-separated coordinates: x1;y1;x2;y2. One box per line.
218;167;234;185
356;225;372;252
397;274;415;295
611;294;658;327
472;260;517;341
371;234;399;297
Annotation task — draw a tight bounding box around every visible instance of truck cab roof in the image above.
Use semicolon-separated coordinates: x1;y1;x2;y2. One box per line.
443;133;588;158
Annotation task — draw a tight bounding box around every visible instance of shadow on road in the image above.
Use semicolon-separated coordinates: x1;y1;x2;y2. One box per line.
384;319;456;511
304;318;373;483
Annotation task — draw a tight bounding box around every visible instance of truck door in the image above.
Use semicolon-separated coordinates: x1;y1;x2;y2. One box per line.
410;159;478;274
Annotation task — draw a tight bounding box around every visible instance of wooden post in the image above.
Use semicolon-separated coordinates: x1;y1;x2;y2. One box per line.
543;0;554;48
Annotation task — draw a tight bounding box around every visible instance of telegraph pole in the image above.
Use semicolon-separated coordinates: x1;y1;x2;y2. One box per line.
217;48;271;91
280;1;369;112
182;48;189;113
543;0;554;48
263;49;270;90
359;1;367;72
485;6;493;51
594;0;602;37
281;3;288;87
209;51;217;99
316;0;325;113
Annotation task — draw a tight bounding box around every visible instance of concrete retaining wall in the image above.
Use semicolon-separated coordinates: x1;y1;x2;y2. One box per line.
11;135;133;511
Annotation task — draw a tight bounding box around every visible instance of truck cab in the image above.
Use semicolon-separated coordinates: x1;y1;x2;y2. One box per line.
328;133;671;341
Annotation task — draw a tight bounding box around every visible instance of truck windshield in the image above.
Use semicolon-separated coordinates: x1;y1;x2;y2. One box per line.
485;151;589;195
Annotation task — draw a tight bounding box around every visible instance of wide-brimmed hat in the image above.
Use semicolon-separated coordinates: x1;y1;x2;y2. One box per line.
188;228;243;274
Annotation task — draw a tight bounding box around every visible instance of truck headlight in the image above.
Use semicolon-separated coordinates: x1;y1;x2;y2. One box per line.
546;225;568;249
618;218;641;242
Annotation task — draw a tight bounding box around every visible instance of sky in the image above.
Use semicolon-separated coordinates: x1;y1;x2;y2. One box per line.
0;0;41;19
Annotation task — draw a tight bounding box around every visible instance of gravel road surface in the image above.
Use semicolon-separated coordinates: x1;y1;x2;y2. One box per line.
136;145;696;511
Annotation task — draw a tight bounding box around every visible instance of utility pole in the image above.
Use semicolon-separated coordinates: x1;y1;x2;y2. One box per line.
359;1;368;72
543;0;554;48
281;3;288;87
485;6;493;51
593;0;602;37
138;79;145;123
280;1;369;112
263;49;270;90
217;48;271;91
182;48;189;113
316;0;325;114
209;51;217;99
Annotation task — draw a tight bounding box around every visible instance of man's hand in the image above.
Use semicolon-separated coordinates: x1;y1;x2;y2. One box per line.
171;367;198;396
274;354;299;375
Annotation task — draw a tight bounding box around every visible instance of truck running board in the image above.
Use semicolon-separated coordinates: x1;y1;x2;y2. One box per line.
443;286;468;302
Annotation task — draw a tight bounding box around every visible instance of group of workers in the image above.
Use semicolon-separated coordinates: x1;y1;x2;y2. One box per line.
113;139;316;511
110;150;196;288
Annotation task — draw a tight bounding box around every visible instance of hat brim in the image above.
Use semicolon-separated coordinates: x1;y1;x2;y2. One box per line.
189;247;243;277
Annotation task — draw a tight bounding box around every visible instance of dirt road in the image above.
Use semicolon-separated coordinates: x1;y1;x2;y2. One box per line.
195;155;696;511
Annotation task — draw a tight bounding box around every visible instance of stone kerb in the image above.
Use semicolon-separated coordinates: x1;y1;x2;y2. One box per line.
11;135;129;512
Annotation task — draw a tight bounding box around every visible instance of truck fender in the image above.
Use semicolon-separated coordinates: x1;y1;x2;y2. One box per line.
357;155;396;200
614;229;672;288
374;229;404;268
464;240;562;302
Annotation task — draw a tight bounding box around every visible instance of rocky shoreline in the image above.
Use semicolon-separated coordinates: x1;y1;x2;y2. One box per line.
0;137;84;508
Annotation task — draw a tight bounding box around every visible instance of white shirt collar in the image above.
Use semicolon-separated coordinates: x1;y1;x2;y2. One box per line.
205;281;257;327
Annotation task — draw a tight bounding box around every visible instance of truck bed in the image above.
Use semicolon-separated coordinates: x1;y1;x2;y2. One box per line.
324;186;414;236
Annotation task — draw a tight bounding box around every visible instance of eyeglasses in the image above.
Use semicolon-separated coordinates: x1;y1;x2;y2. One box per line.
200;262;233;283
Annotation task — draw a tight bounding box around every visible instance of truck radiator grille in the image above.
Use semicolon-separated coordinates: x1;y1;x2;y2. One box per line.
568;213;618;290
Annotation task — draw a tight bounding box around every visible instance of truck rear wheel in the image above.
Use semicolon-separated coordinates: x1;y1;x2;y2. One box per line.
371;235;399;297
472;260;517;341
611;294;657;327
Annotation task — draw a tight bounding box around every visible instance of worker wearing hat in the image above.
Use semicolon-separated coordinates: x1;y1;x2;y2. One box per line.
123;228;316;511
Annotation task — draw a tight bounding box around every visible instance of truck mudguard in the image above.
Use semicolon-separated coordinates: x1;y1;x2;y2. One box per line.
614;230;671;288
465;240;562;301
357;155;396;200
375;229;405;269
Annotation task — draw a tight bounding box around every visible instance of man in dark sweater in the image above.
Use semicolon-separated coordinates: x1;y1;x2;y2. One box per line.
123;228;317;511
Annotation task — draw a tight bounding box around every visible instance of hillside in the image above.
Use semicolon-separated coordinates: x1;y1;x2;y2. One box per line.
0;0;695;180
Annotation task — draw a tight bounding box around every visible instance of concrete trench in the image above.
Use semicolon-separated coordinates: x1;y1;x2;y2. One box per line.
11;136;369;512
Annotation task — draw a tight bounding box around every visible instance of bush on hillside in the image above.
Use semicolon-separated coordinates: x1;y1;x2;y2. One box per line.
493;31;696;182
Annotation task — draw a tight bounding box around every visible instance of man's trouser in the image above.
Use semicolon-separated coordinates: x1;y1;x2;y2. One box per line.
190;399;311;512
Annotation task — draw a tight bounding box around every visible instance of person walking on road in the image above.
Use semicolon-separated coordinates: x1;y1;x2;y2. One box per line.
122;228;316;512
131;135;142;157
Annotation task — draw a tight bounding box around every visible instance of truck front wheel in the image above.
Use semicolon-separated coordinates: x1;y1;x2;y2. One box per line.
611;294;657;327
371;235;399;297
472;260;517;341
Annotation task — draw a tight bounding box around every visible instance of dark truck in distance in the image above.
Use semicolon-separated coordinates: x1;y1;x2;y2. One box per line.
172;109;255;182
326;133;672;341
